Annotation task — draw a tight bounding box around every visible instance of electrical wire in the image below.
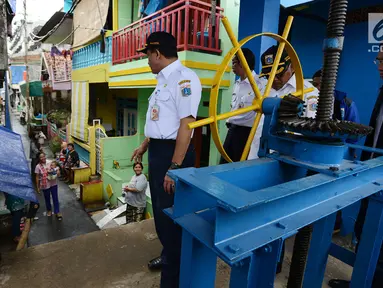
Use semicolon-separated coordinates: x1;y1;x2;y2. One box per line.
31;0;106;47
55;25;79;46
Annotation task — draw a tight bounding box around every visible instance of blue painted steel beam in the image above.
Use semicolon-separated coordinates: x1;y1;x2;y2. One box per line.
168;158;383;265
268;153;368;177
180;230;217;287
303;214;337;287
167;96;383;286
348;143;383;156
247;239;282;287
329;243;356;267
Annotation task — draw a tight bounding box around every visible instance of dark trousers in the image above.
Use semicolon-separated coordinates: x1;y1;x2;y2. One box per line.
43;185;60;214
31;158;39;185
11;209;24;237
354;198;383;287
148;139;195;288
220;124;251;164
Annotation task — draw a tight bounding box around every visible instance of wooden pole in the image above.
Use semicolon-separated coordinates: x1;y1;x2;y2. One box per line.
16;219;31;251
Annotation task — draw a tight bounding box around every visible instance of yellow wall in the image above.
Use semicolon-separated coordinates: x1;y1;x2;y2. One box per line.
72;63;110;83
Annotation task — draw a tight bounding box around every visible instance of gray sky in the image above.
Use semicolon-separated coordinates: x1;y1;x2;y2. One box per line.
11;0;313;23
14;0;312;22
16;0;63;21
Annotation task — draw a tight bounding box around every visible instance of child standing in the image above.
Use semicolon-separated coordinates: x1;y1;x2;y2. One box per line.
35;154;62;220
48;161;59;181
123;162;148;224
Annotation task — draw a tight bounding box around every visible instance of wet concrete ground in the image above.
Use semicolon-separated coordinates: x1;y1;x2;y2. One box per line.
1;111;352;287
0;218;352;288
28;179;99;246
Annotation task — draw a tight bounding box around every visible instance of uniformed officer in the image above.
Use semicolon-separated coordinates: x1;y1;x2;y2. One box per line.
131;31;202;288
312;69;361;232
313;68;360;160
328;46;383;288
248;45;319;159
312;69;360;123
220;48;266;163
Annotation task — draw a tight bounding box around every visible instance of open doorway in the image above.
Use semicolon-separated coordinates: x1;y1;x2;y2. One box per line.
116;98;138;136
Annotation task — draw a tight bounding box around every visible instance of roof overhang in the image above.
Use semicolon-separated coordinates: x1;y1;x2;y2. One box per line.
34;12;74;45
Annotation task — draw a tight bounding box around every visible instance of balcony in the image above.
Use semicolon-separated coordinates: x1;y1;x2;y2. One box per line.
42;52;72;90
73;37;112;70
112;0;224;65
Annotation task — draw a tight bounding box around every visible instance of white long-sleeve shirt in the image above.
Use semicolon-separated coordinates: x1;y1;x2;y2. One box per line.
248;74;319;159
227;71;267;127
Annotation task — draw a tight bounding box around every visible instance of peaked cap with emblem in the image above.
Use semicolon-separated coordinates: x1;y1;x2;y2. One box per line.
137;31;178;55
260;45;291;77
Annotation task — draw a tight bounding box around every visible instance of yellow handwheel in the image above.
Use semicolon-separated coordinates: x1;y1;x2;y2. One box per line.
189;16;314;163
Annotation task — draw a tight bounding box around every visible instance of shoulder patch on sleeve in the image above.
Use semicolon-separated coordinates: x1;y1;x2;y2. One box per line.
306;95;318;111
180;82;192;97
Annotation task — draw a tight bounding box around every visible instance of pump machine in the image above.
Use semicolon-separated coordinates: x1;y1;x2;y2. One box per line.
166;0;383;287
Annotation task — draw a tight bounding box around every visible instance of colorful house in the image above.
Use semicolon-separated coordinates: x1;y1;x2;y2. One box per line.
69;0;241;212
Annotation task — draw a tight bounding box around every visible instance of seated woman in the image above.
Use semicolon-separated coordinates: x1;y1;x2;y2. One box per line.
58;142;68;180
63;143;80;183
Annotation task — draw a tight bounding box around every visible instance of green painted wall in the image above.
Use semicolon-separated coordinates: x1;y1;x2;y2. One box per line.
118;0;132;29
118;0;141;30
109;0;241;167
100;88;150;208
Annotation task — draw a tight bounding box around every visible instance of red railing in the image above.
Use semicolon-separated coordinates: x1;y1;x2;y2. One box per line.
112;0;224;65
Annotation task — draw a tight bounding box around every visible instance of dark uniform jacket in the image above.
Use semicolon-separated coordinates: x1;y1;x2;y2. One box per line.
361;86;383;161
354;86;383;287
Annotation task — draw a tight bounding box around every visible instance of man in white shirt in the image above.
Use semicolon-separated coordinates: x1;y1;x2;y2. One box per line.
220;48;266;163
131;31;202;288
248;45;319;159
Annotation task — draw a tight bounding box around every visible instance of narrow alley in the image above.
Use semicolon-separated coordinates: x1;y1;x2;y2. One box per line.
9;110;98;246
2;0;383;287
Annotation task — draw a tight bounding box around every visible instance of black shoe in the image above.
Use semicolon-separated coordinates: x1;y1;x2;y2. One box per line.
148;256;162;270
328;279;350;288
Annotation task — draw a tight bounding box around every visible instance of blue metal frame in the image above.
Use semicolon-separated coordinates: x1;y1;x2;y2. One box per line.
165;97;383;287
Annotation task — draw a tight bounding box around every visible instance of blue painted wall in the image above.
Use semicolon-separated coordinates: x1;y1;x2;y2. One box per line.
284;0;383;128
289;16;382;127
237;0;383;126
73;37;112;70
238;0;281;73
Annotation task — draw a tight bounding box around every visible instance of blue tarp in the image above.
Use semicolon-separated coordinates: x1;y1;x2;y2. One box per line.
8;0;16;13
144;0;167;16
10;66;26;85
0;126;38;203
